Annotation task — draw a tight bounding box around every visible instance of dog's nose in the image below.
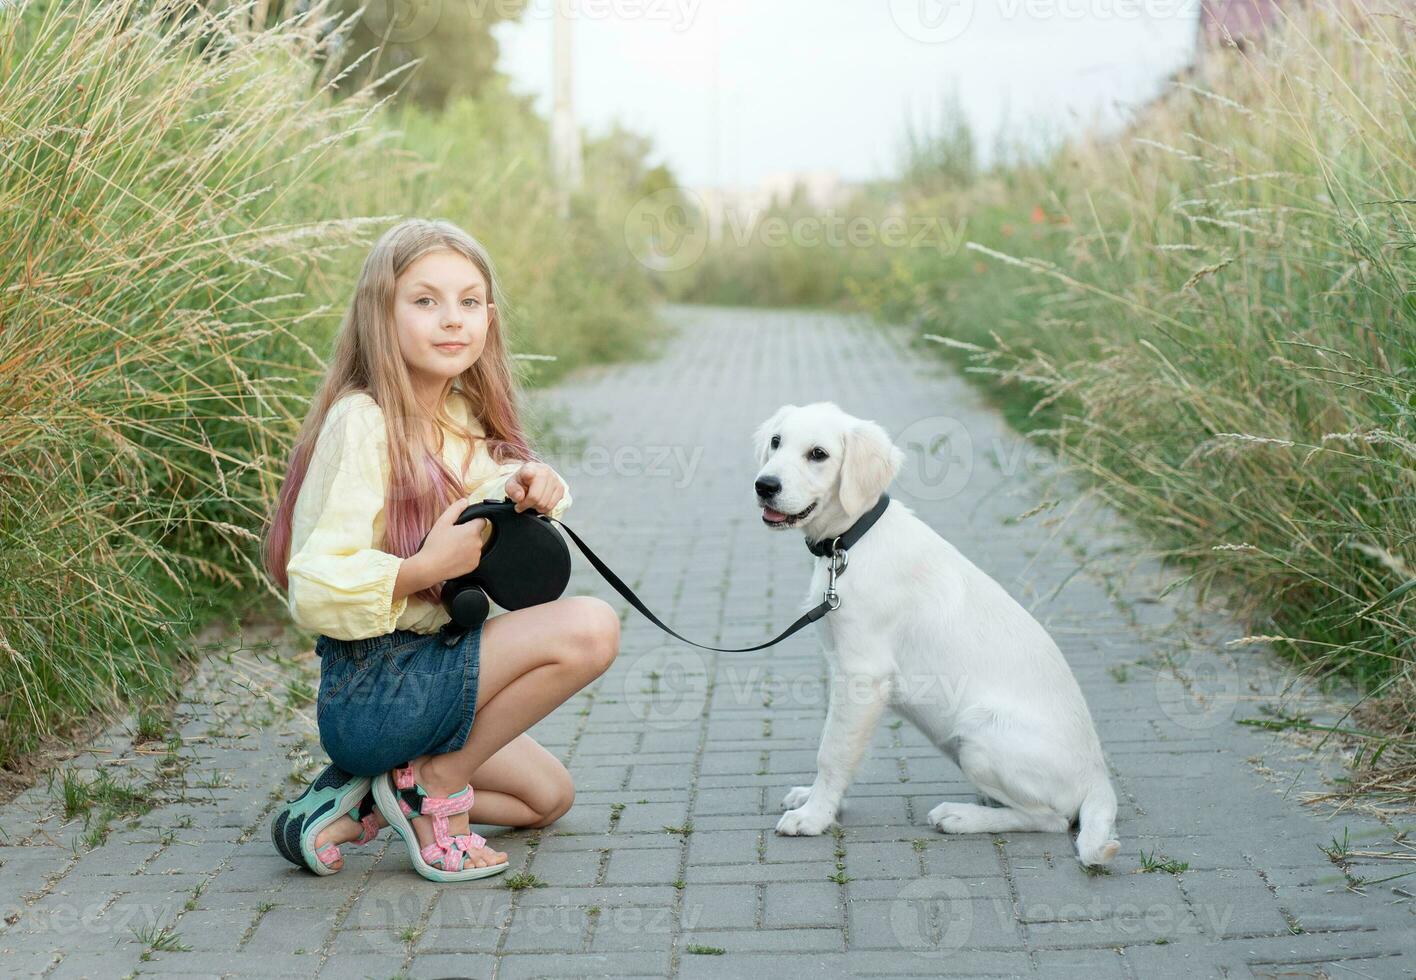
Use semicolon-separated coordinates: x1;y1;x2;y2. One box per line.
755;476;780;498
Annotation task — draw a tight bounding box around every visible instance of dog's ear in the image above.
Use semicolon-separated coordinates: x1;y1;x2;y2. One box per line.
837;419;905;515
752;404;797;466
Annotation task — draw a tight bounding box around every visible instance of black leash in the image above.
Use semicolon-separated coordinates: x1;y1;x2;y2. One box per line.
547;493;891;653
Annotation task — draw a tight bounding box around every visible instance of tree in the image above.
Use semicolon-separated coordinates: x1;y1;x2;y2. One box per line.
329;0;528;109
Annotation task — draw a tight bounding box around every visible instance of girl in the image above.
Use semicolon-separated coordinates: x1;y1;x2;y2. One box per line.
262;218;620;882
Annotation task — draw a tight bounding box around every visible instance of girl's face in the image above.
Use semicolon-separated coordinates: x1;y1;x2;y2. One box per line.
393;249;494;405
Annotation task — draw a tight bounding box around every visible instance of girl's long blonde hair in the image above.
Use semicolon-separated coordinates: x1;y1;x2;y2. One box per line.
262;218;539;605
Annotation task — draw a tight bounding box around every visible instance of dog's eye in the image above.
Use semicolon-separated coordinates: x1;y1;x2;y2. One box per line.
769;435;780;450
808;447;829;461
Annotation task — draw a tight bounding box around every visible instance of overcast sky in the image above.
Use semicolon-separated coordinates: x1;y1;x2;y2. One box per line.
494;0;1201;189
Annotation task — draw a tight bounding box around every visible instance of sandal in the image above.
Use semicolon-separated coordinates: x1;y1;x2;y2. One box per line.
310;791;383;869
270;763;382;876
371;761;510;882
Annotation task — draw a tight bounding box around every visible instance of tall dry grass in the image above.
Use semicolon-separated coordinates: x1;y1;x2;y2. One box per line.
0;0;662;767
863;4;1415;800
0;0;407;766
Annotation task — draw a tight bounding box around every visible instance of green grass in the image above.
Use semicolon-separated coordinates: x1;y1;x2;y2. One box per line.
55;765;155;822
58;769;90;822
134;707;168;745
54;763;159;848
1320;828;1353;863
1139;849;1190;874
132;922;190;957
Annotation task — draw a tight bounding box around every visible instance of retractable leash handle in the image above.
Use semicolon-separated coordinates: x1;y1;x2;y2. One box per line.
434;497;569;644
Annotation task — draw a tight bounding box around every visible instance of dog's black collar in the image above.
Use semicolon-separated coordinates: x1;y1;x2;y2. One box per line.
805;492;891;558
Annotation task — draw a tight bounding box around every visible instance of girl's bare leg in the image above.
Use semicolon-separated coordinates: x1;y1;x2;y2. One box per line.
452;731;579;828
351;596;620;869
314;730;579;867
315;597;617;866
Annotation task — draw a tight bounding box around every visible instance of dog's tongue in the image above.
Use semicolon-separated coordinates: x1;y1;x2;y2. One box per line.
762;507;788;524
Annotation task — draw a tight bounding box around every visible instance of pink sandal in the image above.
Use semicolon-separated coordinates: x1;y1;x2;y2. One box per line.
371;762;510;882
312;792;382;868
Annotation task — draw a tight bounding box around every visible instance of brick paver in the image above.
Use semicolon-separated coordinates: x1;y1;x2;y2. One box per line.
1;305;1412;978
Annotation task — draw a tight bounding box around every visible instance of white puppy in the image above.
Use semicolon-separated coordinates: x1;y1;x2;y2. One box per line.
754;402;1120;866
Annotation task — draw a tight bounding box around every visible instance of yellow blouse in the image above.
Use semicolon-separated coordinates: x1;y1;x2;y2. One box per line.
285;387;571;640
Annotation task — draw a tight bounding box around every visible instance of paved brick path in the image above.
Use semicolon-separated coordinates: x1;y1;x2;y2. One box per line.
1;305;1412;978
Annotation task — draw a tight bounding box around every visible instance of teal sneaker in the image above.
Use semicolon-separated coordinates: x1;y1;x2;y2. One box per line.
270;763;381;875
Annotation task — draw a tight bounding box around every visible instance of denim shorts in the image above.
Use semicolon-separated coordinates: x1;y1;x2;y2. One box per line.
315;623;482;777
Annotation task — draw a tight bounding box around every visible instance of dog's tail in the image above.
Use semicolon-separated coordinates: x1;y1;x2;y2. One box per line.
1074;778;1120;867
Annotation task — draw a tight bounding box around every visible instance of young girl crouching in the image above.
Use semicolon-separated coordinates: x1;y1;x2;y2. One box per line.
262;218;619;882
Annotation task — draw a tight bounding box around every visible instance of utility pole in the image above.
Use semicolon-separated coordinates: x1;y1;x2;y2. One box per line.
551;1;583;218
709;10;721;189
705;9;721;241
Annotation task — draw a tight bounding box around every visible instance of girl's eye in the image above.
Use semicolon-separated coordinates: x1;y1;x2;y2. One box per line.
415;297;434;307
463;298;479;307
808;447;829;461
769;435;780;450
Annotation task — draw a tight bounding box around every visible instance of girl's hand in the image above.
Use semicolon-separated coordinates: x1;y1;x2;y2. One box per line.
505;462;565;515
419;497;488;581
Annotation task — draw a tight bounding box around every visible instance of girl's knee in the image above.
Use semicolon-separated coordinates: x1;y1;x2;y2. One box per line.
564;596;619;677
528;767;575;827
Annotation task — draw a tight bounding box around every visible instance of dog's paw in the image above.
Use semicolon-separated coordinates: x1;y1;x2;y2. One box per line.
928;802;985;834
781;786;813;811
775;805;833;836
1077;839;1121;867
